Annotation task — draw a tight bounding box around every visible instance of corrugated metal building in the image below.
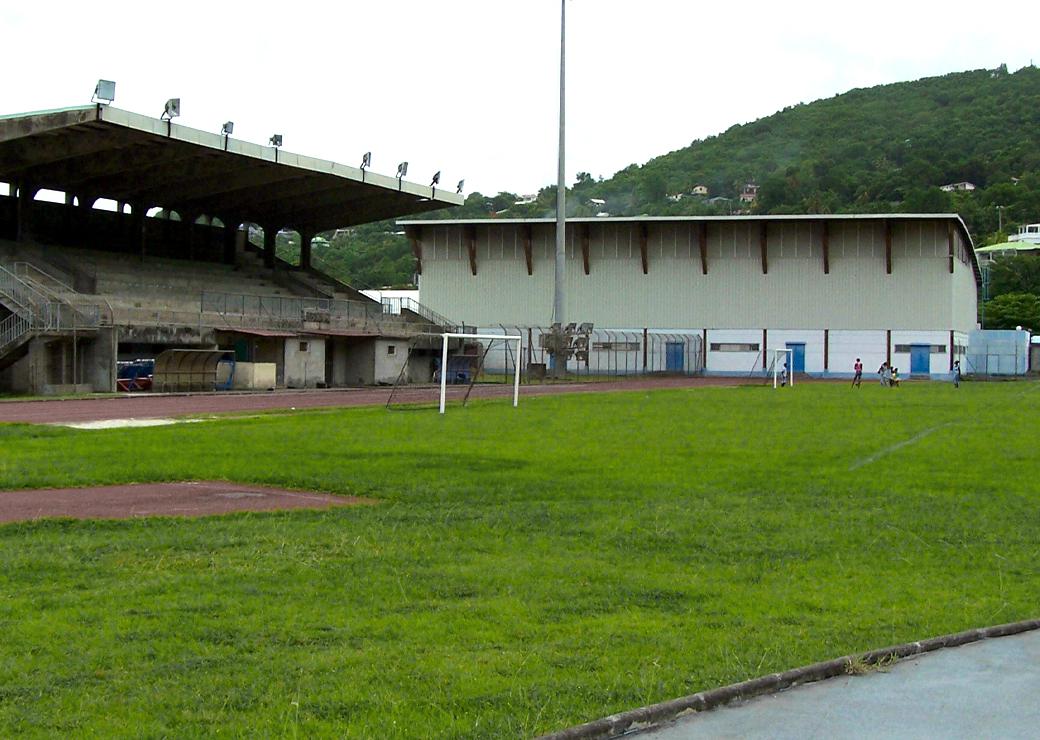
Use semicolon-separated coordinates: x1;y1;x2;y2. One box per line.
398;215;980;378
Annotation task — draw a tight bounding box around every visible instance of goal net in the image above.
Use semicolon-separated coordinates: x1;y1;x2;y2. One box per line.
385;333;522;413
766;348;794;388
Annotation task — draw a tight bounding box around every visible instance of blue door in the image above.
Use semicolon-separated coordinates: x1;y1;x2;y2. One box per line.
910;345;930;375
665;342;684;372
786;343;805;373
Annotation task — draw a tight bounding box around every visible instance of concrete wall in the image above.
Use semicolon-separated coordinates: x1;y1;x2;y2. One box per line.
283;336;325;388
416;218;978;333
0;331;116;394
342;339;376;386
374;339;407;384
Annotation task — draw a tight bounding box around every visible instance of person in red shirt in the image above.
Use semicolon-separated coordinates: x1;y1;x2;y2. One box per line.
852;358;863;388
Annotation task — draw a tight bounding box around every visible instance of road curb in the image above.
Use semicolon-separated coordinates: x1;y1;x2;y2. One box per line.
537;618;1040;739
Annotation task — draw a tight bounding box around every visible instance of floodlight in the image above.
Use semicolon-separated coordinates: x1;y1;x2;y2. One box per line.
396;161;408;179
456;179;465;194
92;79;116;104
360;151;372;169
162;98;181;119
221;121;234;136
269;134;283;147
430;171;441;187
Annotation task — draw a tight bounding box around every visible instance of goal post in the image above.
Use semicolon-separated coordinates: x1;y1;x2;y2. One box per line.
771;348;794;388
440;333;522;414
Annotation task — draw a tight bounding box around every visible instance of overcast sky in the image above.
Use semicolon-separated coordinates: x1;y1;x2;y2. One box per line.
4;1;1038;197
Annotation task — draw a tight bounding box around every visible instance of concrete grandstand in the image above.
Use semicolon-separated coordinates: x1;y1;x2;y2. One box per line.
0;104;464;394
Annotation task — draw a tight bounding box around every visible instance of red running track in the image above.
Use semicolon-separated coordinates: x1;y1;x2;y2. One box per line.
0;376;754;425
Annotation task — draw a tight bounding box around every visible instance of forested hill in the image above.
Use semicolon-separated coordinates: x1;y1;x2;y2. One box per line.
317;65;1040;288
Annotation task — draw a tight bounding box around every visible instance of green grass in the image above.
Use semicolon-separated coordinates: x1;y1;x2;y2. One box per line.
1;381;1038;737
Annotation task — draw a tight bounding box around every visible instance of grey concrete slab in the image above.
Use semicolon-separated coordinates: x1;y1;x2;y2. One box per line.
644;629;1040;739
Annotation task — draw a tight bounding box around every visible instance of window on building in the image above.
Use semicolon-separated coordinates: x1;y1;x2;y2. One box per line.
592;341;640;352
894;344;946;354
710;343;760;352
299;341;309;352
387;345;396;355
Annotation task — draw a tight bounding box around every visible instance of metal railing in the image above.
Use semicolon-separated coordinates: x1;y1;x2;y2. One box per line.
381;296;458;330
0;264;105;359
199;290;447;336
0;312;31;356
12;261;75;295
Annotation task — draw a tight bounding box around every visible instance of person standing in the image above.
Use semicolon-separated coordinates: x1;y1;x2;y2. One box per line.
953;360;961;388
852;358;863;388
878;361;888;386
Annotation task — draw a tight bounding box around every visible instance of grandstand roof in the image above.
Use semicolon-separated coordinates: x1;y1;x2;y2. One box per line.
0;105;463;233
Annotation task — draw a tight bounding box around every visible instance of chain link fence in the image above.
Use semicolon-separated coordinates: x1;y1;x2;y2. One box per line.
466;326;704;380
965;330;1031;377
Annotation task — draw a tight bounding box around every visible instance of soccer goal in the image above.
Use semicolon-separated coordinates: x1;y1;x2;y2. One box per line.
770;348;794;388
438;333;522;414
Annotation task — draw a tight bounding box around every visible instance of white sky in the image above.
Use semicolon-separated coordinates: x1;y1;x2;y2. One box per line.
4;1;1038;197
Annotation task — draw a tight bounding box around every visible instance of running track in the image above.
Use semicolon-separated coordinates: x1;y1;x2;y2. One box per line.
0;376;754;425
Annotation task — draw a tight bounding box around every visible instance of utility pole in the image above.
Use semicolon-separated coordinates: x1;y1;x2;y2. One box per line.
996;205;1007;234
552;0;567;377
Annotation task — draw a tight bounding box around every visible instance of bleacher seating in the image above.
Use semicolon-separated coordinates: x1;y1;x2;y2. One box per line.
3;240;313;315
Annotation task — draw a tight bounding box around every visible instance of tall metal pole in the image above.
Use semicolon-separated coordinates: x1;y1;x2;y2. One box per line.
554;0;566;330
552;0;567;377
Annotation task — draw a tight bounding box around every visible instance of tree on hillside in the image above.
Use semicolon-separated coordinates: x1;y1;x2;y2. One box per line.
983;292;1040;330
987;255;1040;298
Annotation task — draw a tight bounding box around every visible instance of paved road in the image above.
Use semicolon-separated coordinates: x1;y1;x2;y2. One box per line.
0;376;750;424
644;629;1040;739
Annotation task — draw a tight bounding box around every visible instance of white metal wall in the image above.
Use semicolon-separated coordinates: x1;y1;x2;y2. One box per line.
829;330;887;378
418;219;977;333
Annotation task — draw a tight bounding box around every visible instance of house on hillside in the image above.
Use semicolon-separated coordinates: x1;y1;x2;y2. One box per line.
940;181;976;192
1009;223;1040;245
691;185;709;196
739;183;759;203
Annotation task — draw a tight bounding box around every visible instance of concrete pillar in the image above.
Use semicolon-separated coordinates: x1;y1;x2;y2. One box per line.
130;203;146;257
62;192;76;243
299;229;314;270
85;328;118;392
263;224;277;268
14;182;37;242
222;218;238;265
184;211;198;261
78;194;95;249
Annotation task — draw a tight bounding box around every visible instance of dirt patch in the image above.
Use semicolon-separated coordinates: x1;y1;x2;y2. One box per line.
0;481;374;523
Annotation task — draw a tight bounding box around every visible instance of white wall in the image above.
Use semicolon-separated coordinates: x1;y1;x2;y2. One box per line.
704;329;762;373
416;218;978;334
284;337;325;388
829;330;887;377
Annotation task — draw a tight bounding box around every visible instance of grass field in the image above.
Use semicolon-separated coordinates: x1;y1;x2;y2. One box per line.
1;381;1038;737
